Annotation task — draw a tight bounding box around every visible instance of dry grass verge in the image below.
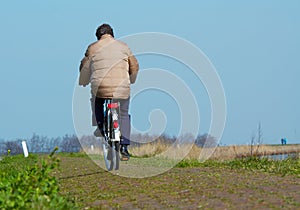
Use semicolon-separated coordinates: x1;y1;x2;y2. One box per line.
82;141;300;161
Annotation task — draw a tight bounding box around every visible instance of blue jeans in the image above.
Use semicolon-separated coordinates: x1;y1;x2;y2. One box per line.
95;97;131;145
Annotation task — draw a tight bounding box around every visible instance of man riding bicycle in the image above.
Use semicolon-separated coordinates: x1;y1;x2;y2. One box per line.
79;23;139;160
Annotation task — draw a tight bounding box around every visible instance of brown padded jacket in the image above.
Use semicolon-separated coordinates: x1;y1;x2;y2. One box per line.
79;34;139;99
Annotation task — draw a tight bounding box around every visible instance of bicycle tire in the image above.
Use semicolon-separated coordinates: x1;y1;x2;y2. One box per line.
114;142;120;170
102;139;120;171
101;99;121;171
102;139;112;170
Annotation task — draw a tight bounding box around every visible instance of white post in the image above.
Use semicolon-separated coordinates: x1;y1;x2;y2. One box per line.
22;140;29;157
91;145;94;151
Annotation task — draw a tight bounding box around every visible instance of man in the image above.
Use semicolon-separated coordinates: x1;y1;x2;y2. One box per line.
79;23;139;160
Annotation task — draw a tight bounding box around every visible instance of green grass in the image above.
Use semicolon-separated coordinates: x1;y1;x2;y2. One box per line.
0;151;78;210
176;156;300;177
0;154;38;174
56;152;89;158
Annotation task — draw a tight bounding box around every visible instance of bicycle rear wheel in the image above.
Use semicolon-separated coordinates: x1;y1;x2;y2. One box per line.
102;139;120;171
112;142;120;170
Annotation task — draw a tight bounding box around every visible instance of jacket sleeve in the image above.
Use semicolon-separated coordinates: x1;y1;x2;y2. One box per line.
128;54;139;84
79;48;92;86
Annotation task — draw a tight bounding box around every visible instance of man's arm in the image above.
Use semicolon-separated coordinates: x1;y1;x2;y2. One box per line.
79;48;92;86
79;50;89;71
128;54;139;84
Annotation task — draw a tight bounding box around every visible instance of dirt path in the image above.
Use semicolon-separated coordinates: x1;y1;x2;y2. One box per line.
56;156;300;209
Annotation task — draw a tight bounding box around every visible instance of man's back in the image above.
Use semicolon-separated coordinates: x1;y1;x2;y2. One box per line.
90;35;132;99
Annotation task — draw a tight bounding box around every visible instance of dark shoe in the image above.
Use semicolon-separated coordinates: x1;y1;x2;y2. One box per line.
120;145;130;161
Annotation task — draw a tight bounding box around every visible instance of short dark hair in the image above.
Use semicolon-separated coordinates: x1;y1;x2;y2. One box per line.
96;24;114;40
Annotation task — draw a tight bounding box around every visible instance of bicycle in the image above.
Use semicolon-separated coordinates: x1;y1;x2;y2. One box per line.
101;99;121;171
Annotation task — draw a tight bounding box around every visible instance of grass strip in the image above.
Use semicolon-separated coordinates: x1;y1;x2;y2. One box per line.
176;156;300;177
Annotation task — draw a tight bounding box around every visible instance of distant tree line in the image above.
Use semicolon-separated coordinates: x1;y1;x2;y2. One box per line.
0;134;82;155
0;133;217;156
130;133;217;147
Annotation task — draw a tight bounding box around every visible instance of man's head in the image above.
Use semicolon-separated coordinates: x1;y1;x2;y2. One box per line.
96;24;114;40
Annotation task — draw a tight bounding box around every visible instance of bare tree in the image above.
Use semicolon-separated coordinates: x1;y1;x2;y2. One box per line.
28;133;49;153
195;134;217;148
250;132;256;156
255;122;263;154
60;134;82;152
249;122;263;156
79;135;101;149
3;140;23;155
0;141;4;155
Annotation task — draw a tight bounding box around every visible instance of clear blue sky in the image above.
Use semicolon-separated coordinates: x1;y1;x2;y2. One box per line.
0;0;299;145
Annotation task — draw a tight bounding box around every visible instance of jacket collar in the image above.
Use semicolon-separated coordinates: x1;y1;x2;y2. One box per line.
100;34;113;40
